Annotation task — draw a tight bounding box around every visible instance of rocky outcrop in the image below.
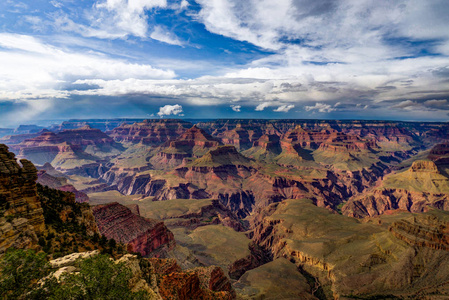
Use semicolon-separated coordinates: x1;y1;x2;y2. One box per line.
240;199;449;299
163;199;245;232
410;160;439;173
389;214;449;250
343;160;449;218
109;119;192;145
50;119;144;132
158;267;235;300
429;142;449;164
148;125;222;169
343;188;449;218
49;252;160;297
11;126;121;176
92;202;175;257
0;144;45;253
37;169;89;203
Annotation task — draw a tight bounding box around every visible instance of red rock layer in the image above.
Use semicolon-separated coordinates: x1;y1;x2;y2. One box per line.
429;142;449;164
92;202;175;257
109;119;192;145
158;268;235;300
389;215;449;250
282;126;377;151
342;188;449;218
56;125;117;147
167;125;221;151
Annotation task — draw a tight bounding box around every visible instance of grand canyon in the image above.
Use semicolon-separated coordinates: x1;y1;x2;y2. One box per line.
2;0;449;298
2;118;449;299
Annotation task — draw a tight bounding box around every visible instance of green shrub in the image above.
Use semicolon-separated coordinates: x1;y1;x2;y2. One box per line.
54;254;150;300
0;248;53;299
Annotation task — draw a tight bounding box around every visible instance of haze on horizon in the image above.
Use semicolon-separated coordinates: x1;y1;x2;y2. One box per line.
0;0;449;126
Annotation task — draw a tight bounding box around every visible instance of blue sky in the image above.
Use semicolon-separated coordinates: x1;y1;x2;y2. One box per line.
0;0;449;126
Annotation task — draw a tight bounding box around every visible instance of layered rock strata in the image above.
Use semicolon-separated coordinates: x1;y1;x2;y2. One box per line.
92;202;175;257
0;144;45;253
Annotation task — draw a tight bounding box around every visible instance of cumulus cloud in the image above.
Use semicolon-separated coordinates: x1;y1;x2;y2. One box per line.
0;33;175;101
195;0;449;57
157;104;184;117
230;105;241;112
304;103;336;113
255;102;271;111
55;0;167;39
273;104;295;112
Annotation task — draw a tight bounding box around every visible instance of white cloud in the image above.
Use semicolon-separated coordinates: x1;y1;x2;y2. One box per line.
273;104;294;112
304;103;336;113
230;104;241;112
50;1;62;8
255;102;271;111
0;33;175;101
55;0;167;39
180;0;189;10
150;26;183;46
157;104;184;117
195;0;449;57
392;99;449;111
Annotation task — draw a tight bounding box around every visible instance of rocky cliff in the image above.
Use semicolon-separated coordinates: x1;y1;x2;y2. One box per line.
389;213;449;250
237;198;449;299
343;160;449;217
0;144;45;253
109;119;192;145
92;202;175;257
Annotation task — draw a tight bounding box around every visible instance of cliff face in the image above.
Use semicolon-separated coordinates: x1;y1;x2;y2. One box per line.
0;144;45;253
343;160;449;218
92;202;175;257
343;188;449;218
160;199;245;232
109;119;192;145
149;125;222;169
389;214;449;250
238;198;449;299
11;126;121;176
158;263;235;300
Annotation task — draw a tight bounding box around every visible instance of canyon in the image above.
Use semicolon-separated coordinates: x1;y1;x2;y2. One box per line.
2;118;449;299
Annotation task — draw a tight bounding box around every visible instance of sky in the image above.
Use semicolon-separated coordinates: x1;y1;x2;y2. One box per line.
0;0;449;126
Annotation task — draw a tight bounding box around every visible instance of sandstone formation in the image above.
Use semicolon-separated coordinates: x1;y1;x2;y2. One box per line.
49;119;145;132
0;144;45;253
149;125;222;169
343;160;449;218
237;198;449;299
109;119;192;145
389;213;449;250
92;202;175;257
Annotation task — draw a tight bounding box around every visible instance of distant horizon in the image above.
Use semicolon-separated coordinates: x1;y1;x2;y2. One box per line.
1;116;448;130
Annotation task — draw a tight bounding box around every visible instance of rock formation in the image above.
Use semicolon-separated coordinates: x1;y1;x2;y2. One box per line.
37;168;89;203
109;119;192;145
0;144;45;253
92;202;175;257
